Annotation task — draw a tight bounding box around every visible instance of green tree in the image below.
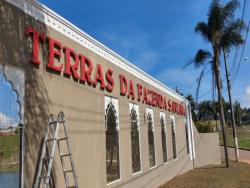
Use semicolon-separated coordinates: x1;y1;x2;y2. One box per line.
175;86;184;96
234;100;242;126
186;0;245;167
197;100;215;120
186;94;198;121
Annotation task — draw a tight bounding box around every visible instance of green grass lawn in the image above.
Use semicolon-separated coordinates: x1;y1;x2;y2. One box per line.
0;134;19;172
220;126;250;150
160;162;250;188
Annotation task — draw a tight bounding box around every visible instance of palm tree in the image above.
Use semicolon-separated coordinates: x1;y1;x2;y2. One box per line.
221;2;246;162
186;0;245;167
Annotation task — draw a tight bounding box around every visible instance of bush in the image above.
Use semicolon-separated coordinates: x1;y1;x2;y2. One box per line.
194;121;216;133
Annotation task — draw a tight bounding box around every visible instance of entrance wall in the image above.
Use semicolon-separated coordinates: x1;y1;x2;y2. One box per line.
0;1;221;187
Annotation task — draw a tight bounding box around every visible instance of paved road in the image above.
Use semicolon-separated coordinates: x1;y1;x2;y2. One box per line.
220;146;250;164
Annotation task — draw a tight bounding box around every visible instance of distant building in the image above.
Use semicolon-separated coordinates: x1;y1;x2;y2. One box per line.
0;126;17;135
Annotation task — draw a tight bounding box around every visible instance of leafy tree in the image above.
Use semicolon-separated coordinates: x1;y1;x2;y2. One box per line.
186;94;198;121
191;98;245;127
234;100;242;126
240;106;250;125
175;87;184;96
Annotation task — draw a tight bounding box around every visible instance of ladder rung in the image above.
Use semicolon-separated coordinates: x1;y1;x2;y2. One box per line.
43;156;53;161
39;176;49;179
46;138;57;142
61;153;72;157
58;137;68;141
64;169;73;173
49;120;57;125
67;186;76;188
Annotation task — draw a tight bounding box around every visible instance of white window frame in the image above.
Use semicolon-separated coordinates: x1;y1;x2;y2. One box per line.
184;118;192;158
129;103;142;175
186;102;195;160
170;115;178;161
104;96;121;185
160;112;168;164
146;108;157;168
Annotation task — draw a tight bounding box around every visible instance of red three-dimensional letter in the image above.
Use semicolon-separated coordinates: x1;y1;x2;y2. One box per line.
137;84;143;102
119;74;127;96
93;64;106;89
47;37;63;72
25;27;45;65
105;69;114;92
79;54;93;84
63;47;80;79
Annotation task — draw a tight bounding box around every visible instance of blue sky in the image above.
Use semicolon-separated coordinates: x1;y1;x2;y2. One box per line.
39;0;250;108
0;74;20;128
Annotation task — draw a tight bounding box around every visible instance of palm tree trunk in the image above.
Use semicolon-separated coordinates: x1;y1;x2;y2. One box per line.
214;49;229;167
223;48;239;162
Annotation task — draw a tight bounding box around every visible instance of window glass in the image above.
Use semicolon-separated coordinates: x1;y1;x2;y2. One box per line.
105;103;120;183
130;108;141;173
170;117;177;159
160;117;168;163
147;113;156;167
0;72;21;188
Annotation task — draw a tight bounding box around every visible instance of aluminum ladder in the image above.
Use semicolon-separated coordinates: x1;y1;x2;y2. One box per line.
33;111;78;188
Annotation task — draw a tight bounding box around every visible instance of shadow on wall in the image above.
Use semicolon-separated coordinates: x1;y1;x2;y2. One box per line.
139;144;192;188
117;139;193;188
0;1;58;187
192;122;221;168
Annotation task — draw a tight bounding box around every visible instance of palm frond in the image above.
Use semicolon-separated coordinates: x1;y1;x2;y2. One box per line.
221;32;244;49
221;18;246;48
183;49;213;70
195;62;211;104
182;59;195;70
224;18;246;33
207;0;223;36
195;22;209;41
222;0;239;24
193;49;213;68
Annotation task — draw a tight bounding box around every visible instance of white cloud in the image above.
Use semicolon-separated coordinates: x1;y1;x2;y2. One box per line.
155;67;213;98
0;112;17;128
133;51;162;70
157;68;197;85
242;85;250;108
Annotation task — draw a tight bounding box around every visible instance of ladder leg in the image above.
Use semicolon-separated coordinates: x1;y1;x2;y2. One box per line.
63;122;78;187
58;112;79;188
57;139;70;187
44;121;60;187
33;128;49;188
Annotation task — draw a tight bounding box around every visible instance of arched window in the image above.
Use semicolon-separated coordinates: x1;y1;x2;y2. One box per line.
160;115;168;163
130;107;141;173
0;66;23;188
147;111;156;167
170;116;177;159
105;101;120;183
0;74;21;128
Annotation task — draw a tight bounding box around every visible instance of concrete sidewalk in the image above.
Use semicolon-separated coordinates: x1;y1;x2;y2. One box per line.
220;146;250;164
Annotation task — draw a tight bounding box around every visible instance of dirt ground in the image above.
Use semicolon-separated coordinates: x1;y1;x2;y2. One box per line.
160;162;250;188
